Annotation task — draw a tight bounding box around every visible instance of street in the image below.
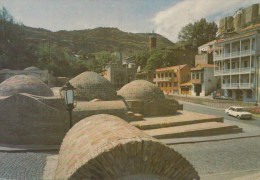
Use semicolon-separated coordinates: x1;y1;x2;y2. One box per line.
181;101;260;127
170;101;260;179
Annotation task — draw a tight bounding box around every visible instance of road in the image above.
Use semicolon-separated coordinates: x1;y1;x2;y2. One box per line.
181;101;260;127
173;136;260;179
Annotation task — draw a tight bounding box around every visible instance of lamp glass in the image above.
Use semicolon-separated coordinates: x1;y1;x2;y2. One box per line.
65;89;74;105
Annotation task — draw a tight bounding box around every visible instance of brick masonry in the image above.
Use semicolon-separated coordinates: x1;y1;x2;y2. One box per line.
55;114;200;180
70;71;118;101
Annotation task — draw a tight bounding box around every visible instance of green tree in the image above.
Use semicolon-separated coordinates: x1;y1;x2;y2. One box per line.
0;6;36;69
178;18;218;49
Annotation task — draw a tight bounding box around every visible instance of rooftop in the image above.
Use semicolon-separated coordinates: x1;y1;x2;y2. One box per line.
156;64;188;72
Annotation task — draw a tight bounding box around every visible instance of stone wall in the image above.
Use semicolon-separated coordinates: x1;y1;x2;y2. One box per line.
55;114;199;180
73;100;128;122
169;94;257;109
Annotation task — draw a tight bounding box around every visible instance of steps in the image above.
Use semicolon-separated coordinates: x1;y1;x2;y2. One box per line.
130;111;243;140
144;122;242;139
130;113;223;130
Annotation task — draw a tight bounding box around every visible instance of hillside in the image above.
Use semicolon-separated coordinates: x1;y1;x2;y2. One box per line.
23;26;174;54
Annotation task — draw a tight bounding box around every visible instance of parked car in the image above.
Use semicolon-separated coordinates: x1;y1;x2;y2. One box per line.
213;95;233;100
224;106;252;120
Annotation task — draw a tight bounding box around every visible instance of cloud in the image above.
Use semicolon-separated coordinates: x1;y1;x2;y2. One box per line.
152;0;260;42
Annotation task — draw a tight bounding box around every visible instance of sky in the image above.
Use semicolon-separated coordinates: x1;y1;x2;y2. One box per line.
0;0;259;42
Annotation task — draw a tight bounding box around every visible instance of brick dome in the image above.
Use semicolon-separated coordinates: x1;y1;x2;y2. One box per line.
55;114;199;180
0;75;54;97
69;71;117;101
24;66;41;71
118;80;165;101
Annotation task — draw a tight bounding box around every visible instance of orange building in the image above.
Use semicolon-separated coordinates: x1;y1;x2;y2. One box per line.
153;64;191;95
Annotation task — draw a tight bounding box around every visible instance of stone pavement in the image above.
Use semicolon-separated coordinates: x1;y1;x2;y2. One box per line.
0;152;55;180
173;137;260;179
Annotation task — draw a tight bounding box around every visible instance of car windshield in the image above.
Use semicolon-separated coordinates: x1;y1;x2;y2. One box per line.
236;108;244;112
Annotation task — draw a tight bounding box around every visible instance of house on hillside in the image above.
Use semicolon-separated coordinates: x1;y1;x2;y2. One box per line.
153;64;191;95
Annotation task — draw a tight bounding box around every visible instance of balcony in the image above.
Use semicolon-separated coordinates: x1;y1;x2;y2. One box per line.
191;79;202;84
222;83;254;89
153;77;171;82
214;67;255;76
213;50;255;61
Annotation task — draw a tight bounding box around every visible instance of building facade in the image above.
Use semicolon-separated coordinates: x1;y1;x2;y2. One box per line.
191;64;220;96
213;29;260;102
103;62;137;90
153;64;190;95
195;40;217;65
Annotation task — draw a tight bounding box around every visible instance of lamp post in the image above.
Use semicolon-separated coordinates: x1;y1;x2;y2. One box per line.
60;82;76;128
255;56;260;106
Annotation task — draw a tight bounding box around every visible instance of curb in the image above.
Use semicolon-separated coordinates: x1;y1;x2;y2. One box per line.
0;144;60;153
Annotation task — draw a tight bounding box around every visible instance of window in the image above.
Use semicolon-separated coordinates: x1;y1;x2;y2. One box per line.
174;82;178;86
227;62;230;69
169;83;172;87
232;62;235;69
244;61;248;68
196;73;199;79
247;90;252;99
192;73;195;79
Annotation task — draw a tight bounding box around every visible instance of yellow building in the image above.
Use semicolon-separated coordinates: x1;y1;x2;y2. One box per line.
153;64;191;95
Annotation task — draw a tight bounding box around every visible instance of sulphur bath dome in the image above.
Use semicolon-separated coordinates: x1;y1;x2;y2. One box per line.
117;80;165;101
69;71;118;101
0;75;54;97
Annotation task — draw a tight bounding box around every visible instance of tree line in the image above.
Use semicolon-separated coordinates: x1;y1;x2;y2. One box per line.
0;6;218;76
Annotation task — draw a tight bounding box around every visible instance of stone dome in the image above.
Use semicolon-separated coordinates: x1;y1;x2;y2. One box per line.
118;80;165;101
0;75;54;97
69;71;117;101
24;66;40;71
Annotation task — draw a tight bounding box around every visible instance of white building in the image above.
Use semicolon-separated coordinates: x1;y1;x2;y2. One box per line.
191;64;220;96
213;27;260;102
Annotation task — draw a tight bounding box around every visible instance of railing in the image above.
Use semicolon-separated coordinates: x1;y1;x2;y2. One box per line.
191;79;202;84
213;50;255;61
222;83;254;89
214;67;255;76
153;77;172;82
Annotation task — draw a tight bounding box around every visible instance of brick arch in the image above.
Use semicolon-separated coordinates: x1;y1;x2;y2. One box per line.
55;114;199;180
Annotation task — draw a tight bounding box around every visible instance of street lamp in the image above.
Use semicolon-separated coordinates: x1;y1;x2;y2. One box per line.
60;82;76;128
255;56;260;106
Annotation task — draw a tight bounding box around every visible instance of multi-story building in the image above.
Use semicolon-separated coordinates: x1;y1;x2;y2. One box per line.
195;40;216;65
190;64;220;96
153;64;190;95
213;28;260;102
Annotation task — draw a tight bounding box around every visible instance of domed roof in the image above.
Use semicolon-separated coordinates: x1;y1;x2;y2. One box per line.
118;80;165;101
24;66;41;71
69;71;117;101
0;75;54;97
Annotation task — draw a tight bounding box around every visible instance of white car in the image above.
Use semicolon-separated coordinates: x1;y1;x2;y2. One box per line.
225;106;252;120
